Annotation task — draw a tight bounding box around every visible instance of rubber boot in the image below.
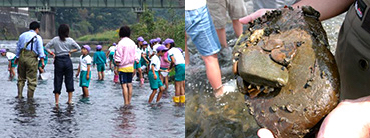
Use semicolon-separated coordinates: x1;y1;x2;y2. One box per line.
17;85;24;98
27;89;34;98
114;75;119;83
140;78;144;85
180;95;185;103
173;96;180;103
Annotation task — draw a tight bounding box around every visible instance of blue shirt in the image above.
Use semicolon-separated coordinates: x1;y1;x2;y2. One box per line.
16;30;45;58
93;51;107;65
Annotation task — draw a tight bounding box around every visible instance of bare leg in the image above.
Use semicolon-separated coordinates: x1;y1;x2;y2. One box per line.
160;73;164;88
128;83;133;104
175;81;181;96
232;19;243;37
67;92;73;104
216;28;227;47
164;76;169;92
102;71;104;80
156;86;164;102
109;61;112;70
148;89;157;103
121;83;129;105
133;69;137;78
138;68;143;80
181;80;185;95
55;93;60;105
99;72;102;80
202;54;223;97
83;87;89;97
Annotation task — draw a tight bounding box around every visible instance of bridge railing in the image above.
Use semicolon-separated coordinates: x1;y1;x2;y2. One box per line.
0;0;184;8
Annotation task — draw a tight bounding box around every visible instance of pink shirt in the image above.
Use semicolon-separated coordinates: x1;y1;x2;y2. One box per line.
160;52;170;68
114;37;138;68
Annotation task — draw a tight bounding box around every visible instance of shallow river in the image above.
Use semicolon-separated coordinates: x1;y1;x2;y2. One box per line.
0;47;185;138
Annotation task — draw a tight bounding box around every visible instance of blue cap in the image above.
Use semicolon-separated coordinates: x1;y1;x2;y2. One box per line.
82;45;91;52
163;38;174;45
137;36;144;42
113;43;116;46
156;45;168;52
96;45;102;50
156;37;161;42
0;49;6;54
143;41;148;45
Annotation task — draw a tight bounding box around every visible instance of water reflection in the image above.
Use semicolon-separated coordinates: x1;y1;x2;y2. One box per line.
114;106;136;136
49;105;78;138
14;99;37;123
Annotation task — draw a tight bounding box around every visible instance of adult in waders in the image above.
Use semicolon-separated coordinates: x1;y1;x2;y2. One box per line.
15;21;45;99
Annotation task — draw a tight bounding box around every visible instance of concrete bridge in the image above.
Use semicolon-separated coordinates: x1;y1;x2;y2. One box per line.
0;0;184;38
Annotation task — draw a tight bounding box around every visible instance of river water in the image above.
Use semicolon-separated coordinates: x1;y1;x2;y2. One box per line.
0;42;185;138
185;7;345;138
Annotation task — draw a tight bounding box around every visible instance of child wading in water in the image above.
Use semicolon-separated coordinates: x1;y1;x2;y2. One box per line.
160;39;174;92
76;45;92;98
148;45;168;103
93;45;107;80
133;37;144;86
0;49;17;79
168;41;186;105
114;26;138;106
140;41;150;79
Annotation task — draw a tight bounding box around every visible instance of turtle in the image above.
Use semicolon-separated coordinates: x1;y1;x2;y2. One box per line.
232;6;340;137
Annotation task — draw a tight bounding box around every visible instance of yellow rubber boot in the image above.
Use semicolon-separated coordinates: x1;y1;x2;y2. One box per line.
173;96;180;103
180;95;185;103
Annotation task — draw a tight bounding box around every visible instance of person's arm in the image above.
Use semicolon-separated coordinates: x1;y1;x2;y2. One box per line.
106;49;110;57
293;0;354;21
76;63;81;78
15;35;22;59
36;36;45;68
103;53;107;66
15;35;23;64
114;46;121;64
317;96;370;138
239;0;354;24
168;56;176;71
70;39;81;54
163;53;170;63
86;64;91;80
151;64;157;80
45;39;55;58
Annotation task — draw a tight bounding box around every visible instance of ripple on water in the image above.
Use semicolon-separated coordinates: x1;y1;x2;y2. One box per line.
0;60;184;138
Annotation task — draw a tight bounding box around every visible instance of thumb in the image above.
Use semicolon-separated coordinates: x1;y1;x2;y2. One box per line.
258;128;274;138
239;9;274;24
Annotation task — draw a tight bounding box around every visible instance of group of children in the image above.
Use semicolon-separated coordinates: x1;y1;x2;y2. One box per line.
1;35;185;106
130;37;186;105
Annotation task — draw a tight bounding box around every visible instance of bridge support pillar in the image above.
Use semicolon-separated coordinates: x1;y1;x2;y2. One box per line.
40;8;55;39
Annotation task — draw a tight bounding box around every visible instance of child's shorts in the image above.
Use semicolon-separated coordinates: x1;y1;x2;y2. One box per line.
79;71;91;87
207;0;247;29
148;71;163;90
97;63;105;72
119;72;133;84
175;64;185;81
10;58;17;68
109;52;114;62
134;61;141;69
160;67;168;77
185;5;221;56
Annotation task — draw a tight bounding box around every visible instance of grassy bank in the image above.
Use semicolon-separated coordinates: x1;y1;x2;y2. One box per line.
77;9;184;50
